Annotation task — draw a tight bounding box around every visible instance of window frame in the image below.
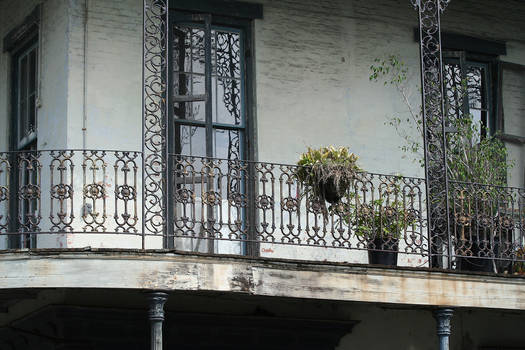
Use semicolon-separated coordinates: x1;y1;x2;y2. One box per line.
10;38;39;151
166;7;259;255
167;12;253;161
443;49;500;137
5;14;40;249
443;49;500;138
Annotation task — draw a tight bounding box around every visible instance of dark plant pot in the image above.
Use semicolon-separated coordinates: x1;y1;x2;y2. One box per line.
319;177;345;204
456;240;499;273
367;237;399;266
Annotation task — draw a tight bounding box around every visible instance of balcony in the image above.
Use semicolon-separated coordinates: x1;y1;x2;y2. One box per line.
0;149;523;274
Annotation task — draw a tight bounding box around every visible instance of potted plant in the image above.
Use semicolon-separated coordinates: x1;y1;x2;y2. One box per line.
296;146;360;204
447;118;513;273
353;193;415;266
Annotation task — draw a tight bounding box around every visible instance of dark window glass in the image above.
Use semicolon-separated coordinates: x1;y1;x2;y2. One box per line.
172;21;245;161
13;42;38;150
10;38;39;249
444;53;491;140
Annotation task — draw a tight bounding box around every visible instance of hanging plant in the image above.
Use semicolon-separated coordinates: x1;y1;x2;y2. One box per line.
296;146;361;204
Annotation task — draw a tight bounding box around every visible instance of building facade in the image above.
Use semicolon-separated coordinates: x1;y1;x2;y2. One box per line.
0;0;524;349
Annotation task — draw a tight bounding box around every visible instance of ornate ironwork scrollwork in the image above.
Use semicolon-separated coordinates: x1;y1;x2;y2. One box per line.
415;0;452;267
143;0;169;238
0;154;10;233
114;152;140;233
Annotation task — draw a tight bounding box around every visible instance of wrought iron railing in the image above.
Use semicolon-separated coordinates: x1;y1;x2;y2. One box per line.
169;154;429;266
0;150;142;248
0;150;524;273
449;181;525;273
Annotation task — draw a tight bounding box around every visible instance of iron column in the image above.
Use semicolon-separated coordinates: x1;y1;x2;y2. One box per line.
148;292;168;350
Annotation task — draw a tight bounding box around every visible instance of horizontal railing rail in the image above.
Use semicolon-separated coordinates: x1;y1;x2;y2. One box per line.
0;150;523;273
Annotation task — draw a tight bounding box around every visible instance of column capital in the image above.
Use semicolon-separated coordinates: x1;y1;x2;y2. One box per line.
433;308;454;336
147;292;168;321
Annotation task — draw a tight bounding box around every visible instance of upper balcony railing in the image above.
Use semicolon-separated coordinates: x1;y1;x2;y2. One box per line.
0;150;523;274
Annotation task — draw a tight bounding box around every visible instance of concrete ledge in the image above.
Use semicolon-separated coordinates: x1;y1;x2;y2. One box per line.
0;250;523;310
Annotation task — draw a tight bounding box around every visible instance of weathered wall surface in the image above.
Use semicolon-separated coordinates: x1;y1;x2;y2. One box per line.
253;0;422;176
55;0;525;179
66;0;143;151
0;251;524;310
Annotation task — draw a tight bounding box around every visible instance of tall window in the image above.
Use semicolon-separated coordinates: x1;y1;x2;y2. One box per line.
12;40;39;151
170;13;247;161
9;33;39;249
443;51;495;140
169;10;255;254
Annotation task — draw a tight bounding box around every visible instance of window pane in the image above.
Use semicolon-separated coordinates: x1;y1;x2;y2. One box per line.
19;101;27;142
213;77;242;125
214;129;241;160
444;62;465;124
467;66;484;110
176;125;206;157
214;30;241;79
28;48;37;133
173;73;206;121
173;26;205;74
19;56;28;141
212;29;242;125
29;49;37;95
28;95;36;134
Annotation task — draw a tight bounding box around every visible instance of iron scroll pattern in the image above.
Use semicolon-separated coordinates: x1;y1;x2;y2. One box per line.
143;0;168;237
414;0;451;266
0;150;141;238
170;154;430;261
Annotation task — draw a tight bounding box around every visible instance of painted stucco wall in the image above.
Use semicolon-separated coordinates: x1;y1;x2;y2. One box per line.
57;0;525;177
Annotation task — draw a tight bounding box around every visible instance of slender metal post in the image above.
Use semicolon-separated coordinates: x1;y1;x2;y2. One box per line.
143;0;169;249
413;0;452;268
148;292;168;350
433;308;454;350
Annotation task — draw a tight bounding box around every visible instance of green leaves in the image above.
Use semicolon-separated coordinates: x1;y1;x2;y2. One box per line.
447;117;512;187
370;54;514;186
296;146;362;207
